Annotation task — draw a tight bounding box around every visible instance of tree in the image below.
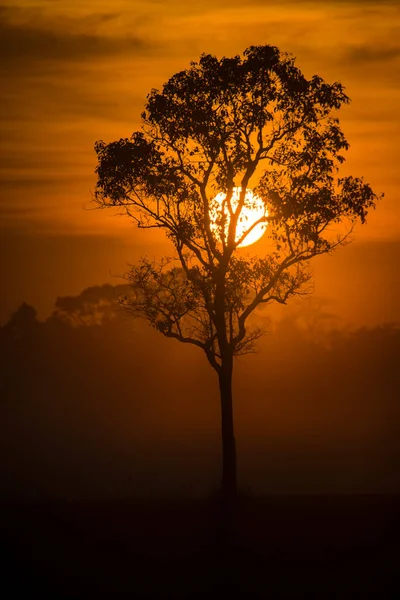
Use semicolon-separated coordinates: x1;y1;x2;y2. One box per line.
2;302;39;341
50;284;130;327
94;45;381;503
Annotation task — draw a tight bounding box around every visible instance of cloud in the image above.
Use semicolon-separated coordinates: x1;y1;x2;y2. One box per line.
343;44;400;65
0;5;152;66
0;205;43;218
0;173;89;191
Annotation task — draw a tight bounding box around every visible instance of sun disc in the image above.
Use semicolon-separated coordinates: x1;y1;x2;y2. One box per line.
210;187;268;247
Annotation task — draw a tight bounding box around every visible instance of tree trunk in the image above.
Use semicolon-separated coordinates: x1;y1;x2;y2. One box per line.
218;355;237;503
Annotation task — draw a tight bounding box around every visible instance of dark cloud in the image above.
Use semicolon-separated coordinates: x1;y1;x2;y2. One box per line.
0;174;89;191
343;105;398;123
277;0;399;4
0;152;89;170
0;205;43;216
0;25;148;63
205;0;399;4
0;6;152;65
344;44;400;64
334;0;399;3
1;85;139;123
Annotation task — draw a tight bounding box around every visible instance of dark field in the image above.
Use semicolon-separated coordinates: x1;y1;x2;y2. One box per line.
1;296;399;596
2;495;398;598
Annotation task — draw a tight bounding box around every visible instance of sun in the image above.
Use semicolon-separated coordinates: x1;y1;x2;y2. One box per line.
210;187;268;247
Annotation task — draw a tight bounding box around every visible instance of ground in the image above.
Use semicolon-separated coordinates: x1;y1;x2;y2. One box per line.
2;494;397;598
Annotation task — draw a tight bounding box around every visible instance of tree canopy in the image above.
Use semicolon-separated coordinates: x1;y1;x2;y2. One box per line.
94;45;380;372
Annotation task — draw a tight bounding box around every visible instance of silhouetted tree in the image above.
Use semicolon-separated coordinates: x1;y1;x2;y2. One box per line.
50;284;130;327
2;302;39;341
94;45;381;503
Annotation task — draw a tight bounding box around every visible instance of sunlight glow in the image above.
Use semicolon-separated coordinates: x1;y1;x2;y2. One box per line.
210;187;268;247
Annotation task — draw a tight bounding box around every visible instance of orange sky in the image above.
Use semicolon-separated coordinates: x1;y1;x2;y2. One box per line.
1;0;399;324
